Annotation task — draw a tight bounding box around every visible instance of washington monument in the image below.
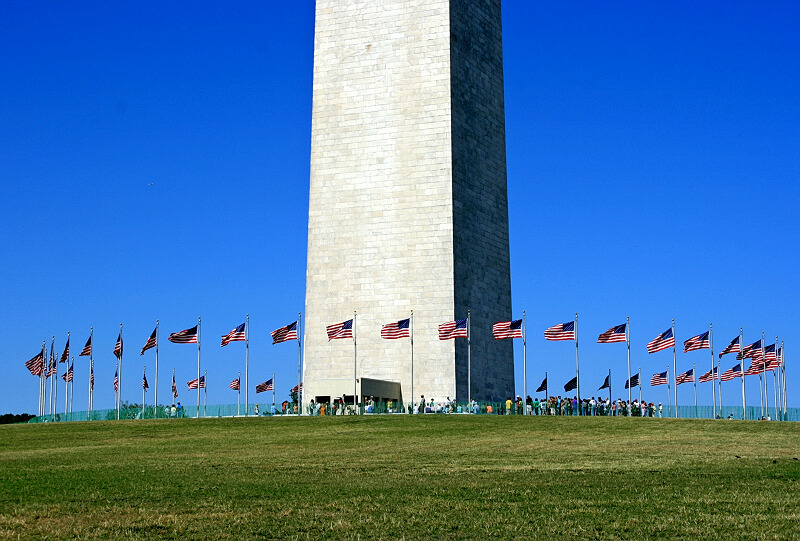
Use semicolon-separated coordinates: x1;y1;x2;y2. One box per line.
303;0;513;405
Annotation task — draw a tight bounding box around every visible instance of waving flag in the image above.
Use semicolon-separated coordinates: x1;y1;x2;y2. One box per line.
25;351;44;376
721;364;743;381
79;336;92;356
536;377;547;393
187;376;206;390
647;328;674;354
327;319;353;340
229;377;240;391
683;331;710;352
271;321;298;344
172;374;178;398
718;335;741;358
698;367;719;383
221;323;246;347
113;369;119;393
381;318;410;339
650;371;668;386
90;367;94;390
492;319;522;340
141;327;157;355
564;377;578;392
675;368;694;385
291;383;303;394
736;339;762;360
438;319;468;340
625;374;640;389
142;369;149;390
62;363;74;382
114;332;123;360
598;324;627;343
744;360;767;376
47;346;57;377
545;321;574;341
170;326;198;344
256;378;274;393
60;337;70;363
598;375;610;390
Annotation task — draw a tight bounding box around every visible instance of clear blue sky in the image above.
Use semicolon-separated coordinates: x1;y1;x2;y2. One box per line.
2;1;798;414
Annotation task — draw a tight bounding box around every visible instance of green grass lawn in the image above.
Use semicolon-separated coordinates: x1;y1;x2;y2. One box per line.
1;415;798;540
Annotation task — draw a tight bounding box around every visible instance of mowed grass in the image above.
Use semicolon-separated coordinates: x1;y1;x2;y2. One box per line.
0;416;798;540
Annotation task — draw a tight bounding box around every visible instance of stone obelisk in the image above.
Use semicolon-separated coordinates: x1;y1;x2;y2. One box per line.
303;0;513;405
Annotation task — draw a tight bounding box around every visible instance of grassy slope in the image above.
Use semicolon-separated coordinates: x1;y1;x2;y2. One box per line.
0;416;798;540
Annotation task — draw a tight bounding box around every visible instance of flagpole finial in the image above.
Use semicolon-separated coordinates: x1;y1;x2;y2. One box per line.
246;313;249;317
156;319;159;324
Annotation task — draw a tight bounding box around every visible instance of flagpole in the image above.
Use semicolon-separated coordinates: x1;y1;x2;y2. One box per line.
607;369;611;408
672;319;677;418
237;371;241;416
693;362;698;418
781;341;787;421
50;336;56;416
353;310;357;412
638;367;642;407
410;310;414;414
760;331;766;418
774;335;779;421
467;310;472;408
197;316;201;418
64;360;69;417
272;372;276;411
70;356;75;414
666;366;671;412
38;342;44;416
522;311;527;415
204;370;207;417
575;313;580;408
245;314;250;417
546;371;549;403
118;323;123;420
626;316;631;406
740;328;746;419
142;365;146;416
710;323;716;419
89;327;94;414
154;320;159;417
297;312;302;415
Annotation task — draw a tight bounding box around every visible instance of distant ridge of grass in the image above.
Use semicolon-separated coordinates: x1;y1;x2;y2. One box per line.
1;416;798;540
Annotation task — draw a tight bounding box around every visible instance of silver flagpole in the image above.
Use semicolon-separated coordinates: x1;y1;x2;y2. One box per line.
781;341;787;420
245;314;250;417
155;320;159;417
774;335;779;421
523;311;527;415
237;371;241;416
89;327;94;413
672;319;677;418
353;311;357;412
693;362;697;419
197;316;201;418
467;310;472;407
39;342;45;416
607;369;611;407
638;367;642;408
142;365;146;416
51;336;56;416
118;323;123;420
410;310;414;413
204;370;207;417
70;356;74;414
64;359;69;417
666;366;671;412
272;372;276;412
710;323;716;419
626;316;631;406
760;332;766;418
297;312;302;414
575;313;580;407
740;328;746;419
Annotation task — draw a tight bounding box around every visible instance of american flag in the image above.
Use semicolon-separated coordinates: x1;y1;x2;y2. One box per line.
90;367;94;390
256;378;274;393
327;319;353;340
718;335;741;358
439;319;468;340
221;323;246;347
675;368;694;385
564;376;578;392
291;383;303;394
736;339;762;360
763;343;777;361
597;324;627;344
720;363;743;381
698;366;719;383
650;371;668;386
62;363;74;382
536;377;547;393
683;331;710;353
113;369;119;393
25;351;44;376
647;328;674;354
141;327;157;355
172;374;178;398
625;373;640;389
60;338;70;363
142;369;149;390
47;346;57;377
545;321;575;341
170;326;198;344
767;346;783;371
79;335;92;356
187;375;206;389
114;332;123;360
229;377;240;391
598;375;610;390
492;319;522;340
381;318;410;339
744;360;767;376
271;321;298;344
